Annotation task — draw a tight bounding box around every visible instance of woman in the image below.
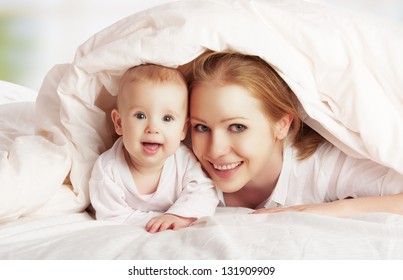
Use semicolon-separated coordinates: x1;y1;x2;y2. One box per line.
186;51;403;217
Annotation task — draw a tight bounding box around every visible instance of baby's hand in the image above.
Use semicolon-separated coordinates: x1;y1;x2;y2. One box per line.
146;214;197;234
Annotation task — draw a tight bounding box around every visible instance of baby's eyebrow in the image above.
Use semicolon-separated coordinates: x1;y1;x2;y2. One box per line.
165;108;184;117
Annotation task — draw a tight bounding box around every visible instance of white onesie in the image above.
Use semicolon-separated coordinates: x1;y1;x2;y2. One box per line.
89;137;219;226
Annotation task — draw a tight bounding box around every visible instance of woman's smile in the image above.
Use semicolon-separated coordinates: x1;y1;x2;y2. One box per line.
209;161;243;179
212;161;243;171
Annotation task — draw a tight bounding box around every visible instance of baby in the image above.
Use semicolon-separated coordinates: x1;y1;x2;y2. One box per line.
89;64;218;233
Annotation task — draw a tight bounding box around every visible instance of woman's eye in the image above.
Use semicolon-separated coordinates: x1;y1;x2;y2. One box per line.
135;112;146;119
229;124;246;133
163;115;174;122
194;124;210;132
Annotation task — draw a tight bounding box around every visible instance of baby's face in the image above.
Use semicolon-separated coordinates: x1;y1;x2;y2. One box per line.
118;80;188;169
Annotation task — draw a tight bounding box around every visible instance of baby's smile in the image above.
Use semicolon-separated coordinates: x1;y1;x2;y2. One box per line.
142;142;162;155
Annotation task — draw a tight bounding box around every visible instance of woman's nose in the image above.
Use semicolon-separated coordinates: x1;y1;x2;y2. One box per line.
207;133;231;158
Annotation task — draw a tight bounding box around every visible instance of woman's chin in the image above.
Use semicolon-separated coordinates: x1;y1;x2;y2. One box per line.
215;181;244;194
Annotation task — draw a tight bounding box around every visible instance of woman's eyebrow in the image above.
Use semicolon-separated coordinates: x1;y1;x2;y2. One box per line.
189;116;206;123
221;117;248;123
190;116;249;123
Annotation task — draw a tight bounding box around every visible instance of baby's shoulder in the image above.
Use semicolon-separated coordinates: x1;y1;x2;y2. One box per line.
94;139;123;168
175;143;195;157
172;143;200;167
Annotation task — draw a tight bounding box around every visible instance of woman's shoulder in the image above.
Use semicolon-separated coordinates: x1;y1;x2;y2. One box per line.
314;141;342;157
288;141;343;172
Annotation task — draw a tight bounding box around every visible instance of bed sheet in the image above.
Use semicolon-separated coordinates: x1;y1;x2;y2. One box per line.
1;208;403;260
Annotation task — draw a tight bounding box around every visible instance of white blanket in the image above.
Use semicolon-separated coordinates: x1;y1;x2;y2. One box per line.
1;0;402;222
2;208;403;259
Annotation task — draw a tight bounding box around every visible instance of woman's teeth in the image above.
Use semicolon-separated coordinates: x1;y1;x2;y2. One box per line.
213;162;241;170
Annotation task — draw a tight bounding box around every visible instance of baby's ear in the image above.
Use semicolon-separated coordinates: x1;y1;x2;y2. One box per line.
275;114;293;140
111;109;123;135
181;118;190;140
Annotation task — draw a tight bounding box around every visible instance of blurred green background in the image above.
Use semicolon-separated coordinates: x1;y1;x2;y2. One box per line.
0;12;39;89
0;0;174;90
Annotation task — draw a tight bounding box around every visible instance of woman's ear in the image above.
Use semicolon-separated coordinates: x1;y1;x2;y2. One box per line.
111;109;123;136
275;114;293;140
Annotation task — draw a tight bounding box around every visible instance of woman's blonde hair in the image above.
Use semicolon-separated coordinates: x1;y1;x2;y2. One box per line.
184;51;324;160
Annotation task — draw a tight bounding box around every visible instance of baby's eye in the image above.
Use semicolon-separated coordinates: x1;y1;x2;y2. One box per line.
193;124;210;132
229;124;246;133
163;115;174;122
135;112;146;119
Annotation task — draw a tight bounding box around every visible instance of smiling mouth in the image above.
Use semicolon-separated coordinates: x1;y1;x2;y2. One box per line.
142;142;161;155
212;161;243;171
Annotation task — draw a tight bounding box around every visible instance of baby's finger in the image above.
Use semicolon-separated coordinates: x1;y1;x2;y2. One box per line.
147;220;162;234
145;218;156;231
158;221;174;232
172;223;180;230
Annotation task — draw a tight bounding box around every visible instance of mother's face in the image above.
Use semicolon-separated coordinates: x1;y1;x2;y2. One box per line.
189;84;284;193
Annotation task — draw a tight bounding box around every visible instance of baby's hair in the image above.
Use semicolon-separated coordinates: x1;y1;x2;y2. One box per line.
117;64;188;108
186;51;324;160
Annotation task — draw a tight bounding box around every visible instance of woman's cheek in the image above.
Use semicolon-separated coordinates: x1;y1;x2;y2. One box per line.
190;134;204;160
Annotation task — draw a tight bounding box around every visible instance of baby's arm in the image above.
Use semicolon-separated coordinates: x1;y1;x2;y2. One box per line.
163;146;219;219
89;158;162;226
145;214;197;233
90;175;162;225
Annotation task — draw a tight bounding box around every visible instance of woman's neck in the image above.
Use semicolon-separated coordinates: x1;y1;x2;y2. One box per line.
223;182;276;209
